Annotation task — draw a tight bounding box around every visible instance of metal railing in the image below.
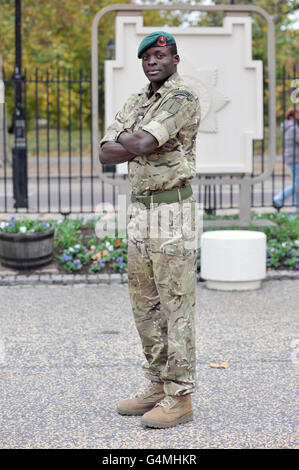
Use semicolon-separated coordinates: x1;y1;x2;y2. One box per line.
0;65;297;214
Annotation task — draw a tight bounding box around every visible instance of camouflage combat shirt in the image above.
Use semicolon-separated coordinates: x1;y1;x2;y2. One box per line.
100;72;201;196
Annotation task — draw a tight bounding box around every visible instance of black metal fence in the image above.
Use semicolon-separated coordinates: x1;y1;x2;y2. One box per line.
0;65;298;214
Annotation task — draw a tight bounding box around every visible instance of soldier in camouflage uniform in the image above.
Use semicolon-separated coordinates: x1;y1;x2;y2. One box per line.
99;31;200;428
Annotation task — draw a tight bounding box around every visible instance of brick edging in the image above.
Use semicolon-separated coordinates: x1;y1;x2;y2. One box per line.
0;271;298;286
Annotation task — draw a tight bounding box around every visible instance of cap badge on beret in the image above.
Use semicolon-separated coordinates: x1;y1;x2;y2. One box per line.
137;31;176;58
156;35;167;47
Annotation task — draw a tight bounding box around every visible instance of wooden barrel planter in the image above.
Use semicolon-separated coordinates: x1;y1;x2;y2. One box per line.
0;226;55;270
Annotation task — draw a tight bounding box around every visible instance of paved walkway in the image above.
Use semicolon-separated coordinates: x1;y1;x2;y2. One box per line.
0;280;298;448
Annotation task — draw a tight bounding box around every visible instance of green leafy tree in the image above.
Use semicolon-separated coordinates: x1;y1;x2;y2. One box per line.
193;0;298;71
0;0;134;72
139;0;298;125
0;0;132;127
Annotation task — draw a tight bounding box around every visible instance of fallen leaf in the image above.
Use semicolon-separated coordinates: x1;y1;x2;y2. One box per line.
210;362;229;369
115;238;121;248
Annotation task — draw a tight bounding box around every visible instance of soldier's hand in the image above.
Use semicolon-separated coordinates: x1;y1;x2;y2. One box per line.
156;138;178;154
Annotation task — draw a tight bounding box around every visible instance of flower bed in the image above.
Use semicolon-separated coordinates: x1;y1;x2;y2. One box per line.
52;218;128;274
0;212;298;274
0;216;51;234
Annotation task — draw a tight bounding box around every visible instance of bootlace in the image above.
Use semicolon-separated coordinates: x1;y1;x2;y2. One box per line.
157;395;176;408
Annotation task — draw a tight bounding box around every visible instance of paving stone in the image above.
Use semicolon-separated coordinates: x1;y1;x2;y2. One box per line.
12;275;28;285
266;270;298;280
0;276;16;286
38;274;51;284
72;275;87;284
97;273;110;284
0;275;16;282
51;274;63;284
86;274;99;284
0;270;297;287
110;273;122;284
61;274;74;285
25;275;39;284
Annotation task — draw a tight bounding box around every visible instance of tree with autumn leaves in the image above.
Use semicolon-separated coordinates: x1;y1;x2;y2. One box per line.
0;0;124;73
1;0;296;76
0;0;297;127
0;0;165;128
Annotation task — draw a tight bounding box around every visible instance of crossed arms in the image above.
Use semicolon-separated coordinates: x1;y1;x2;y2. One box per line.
99;130;176;164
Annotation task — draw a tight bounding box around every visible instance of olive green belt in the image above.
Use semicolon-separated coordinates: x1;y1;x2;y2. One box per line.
131;184;192;209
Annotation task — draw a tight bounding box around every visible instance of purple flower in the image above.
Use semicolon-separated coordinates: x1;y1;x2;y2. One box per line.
10;216;15;221
266;253;270;258
120;263;125;269
8;222;14;227
289;249;294;254
43;222;49;228
98;259;104;265
116;257;123;263
63;254;70;261
35;217;41;221
296;264;299;270
73;259;80;265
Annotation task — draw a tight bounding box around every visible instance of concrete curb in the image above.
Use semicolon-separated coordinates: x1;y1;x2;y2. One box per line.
0;270;298;286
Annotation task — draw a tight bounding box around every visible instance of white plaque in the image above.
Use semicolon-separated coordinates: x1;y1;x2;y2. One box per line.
104;15;263;175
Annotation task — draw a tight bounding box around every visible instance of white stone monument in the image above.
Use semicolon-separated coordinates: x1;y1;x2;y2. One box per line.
104;14;263;176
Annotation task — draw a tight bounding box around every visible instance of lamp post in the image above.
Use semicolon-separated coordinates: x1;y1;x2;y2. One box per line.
12;0;28;208
105;39;115;60
102;39;116;173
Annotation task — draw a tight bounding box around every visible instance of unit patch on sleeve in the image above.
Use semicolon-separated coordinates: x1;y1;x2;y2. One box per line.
175;90;193;101
175;94;186;100
160;90;194;114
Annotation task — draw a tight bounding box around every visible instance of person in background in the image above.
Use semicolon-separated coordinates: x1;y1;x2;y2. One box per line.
273;108;299;212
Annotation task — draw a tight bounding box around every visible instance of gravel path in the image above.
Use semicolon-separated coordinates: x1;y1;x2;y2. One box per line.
0;280;298;449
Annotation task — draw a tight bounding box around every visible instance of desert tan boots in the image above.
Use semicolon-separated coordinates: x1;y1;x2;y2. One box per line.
117;382;165;416
141;394;193;428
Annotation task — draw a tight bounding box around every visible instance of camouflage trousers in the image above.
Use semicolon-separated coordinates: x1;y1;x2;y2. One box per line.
127;194;197;396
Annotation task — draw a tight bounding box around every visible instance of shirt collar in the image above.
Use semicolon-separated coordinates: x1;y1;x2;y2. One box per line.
138;71;180;100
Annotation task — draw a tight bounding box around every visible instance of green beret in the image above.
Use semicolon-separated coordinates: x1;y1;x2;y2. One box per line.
138;31;176;58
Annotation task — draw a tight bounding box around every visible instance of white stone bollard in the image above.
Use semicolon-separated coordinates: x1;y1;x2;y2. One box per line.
200;230;267;291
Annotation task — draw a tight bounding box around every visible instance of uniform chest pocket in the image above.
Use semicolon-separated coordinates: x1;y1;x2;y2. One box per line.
124;116;137;131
